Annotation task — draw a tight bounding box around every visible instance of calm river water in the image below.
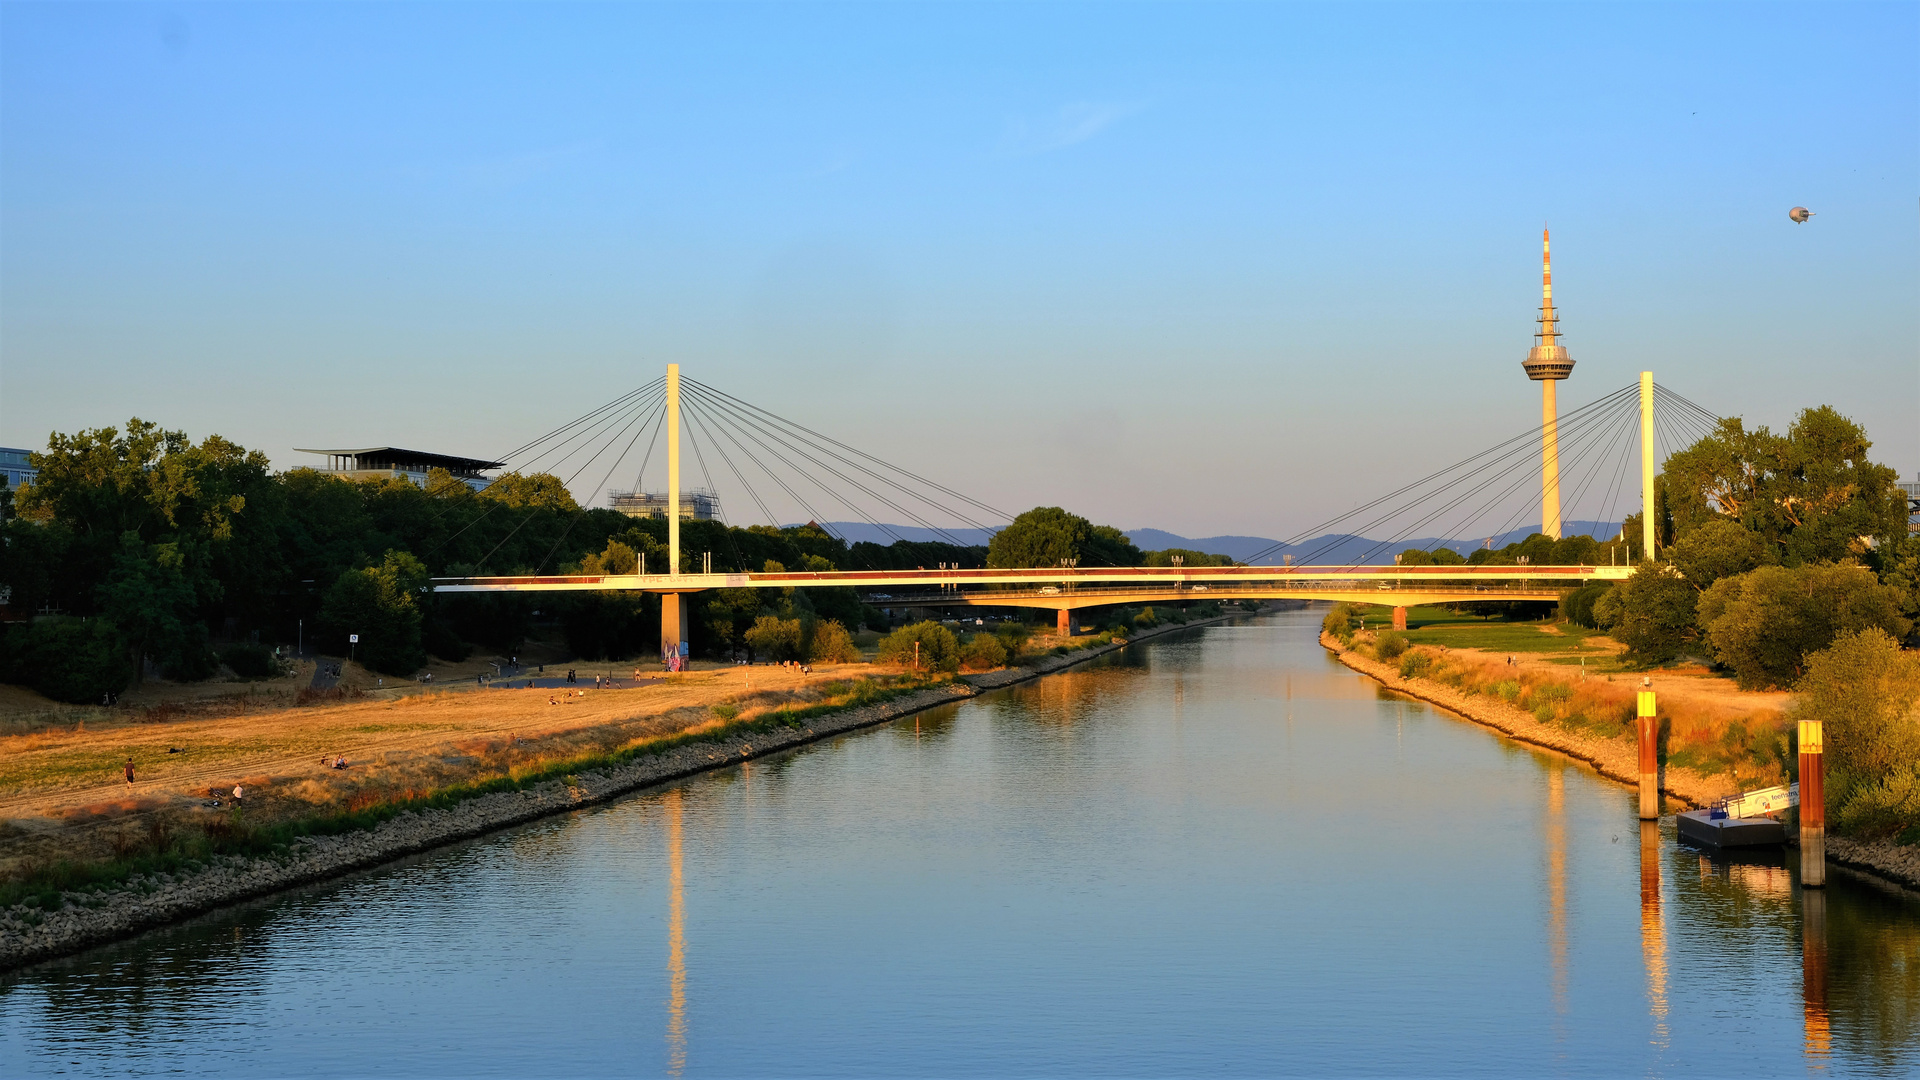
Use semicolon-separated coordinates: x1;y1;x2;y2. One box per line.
4;610;1917;1076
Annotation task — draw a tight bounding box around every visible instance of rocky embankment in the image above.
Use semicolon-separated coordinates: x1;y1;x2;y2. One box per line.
1323;633;1920;894
2;614;1240;971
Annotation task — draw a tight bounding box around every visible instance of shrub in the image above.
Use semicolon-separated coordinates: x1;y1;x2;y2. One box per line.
1;617;133;703
1376;632;1409;661
1835;765;1920;840
1697;564;1911;689
1322;604;1354;641
1792;628;1920;794
807;619;861;664
960;633;1009;671
219;643;279;679
1398;650;1431;679
876;621;959;672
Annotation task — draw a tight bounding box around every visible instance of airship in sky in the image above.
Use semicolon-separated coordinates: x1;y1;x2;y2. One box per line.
1789;206;1814;223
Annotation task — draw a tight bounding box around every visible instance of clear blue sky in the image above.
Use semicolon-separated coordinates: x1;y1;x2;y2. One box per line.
3;2;1914;540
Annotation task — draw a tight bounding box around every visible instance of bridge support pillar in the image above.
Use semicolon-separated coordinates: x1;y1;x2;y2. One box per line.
1392;607;1407;631
661;593;691;665
1057;608;1072;637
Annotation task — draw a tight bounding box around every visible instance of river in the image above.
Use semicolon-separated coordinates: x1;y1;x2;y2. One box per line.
4;610;1916;1076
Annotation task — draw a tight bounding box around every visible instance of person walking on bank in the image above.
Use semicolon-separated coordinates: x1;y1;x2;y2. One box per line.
124;757;135;788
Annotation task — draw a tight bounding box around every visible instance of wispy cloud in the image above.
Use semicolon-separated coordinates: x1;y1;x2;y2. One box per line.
999;101;1142;156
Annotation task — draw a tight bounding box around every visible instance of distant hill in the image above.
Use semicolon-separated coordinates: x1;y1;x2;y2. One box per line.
801;520;1624;565
1125;522;1625;565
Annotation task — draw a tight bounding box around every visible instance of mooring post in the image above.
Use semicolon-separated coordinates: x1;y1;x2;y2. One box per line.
1637;683;1659;820
1799;718;1825;888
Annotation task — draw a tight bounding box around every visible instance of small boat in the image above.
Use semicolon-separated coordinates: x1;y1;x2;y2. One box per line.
1677;808;1785;849
1676;783;1797;849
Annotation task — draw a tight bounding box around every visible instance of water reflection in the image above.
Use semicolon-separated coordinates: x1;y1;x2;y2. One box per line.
665;789;687;1077
1804;886;1830;1063
1640;821;1670;1052
1545;767;1569;1030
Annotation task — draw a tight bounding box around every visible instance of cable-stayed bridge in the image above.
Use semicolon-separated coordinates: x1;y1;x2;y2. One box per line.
434;365;1719;651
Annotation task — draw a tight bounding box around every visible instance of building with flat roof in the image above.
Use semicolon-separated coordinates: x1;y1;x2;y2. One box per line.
608;488;721;521
296;447;503;492
0;447;35;492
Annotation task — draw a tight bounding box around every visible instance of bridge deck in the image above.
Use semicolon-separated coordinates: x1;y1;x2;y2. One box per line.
432;564;1623;607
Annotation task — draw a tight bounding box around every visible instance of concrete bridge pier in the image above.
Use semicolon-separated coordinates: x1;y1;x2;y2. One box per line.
1392;607;1408;631
1057;608;1073;637
661;593;692;663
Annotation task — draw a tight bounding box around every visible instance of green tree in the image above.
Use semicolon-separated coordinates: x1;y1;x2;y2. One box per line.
476;472;579;511
988;507;1142;569
1595;563;1697;664
1875;533;1920;634
0;618;133;704
1695;564;1911;689
1664;408;1905;563
743;615;803;662
1668;517;1772;592
876;620;958;671
318;550;429;675
97;532;209;682
808;619;861;663
1792;628;1920;836
959;632;1009;670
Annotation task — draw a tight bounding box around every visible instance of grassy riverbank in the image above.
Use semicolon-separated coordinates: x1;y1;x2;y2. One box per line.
0;668;949;910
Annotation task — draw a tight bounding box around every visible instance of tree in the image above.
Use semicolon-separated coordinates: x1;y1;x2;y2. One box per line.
1594;563;1697;664
1145;548;1235;567
477;472;579;511
959;632;1008;670
1663;408;1905;564
1792;628;1920;837
0;617;132;704
97;533;208;682
1695;564;1911;689
808;619;861;663
1875;533;1920;635
1668;518;1772;592
743;615;803;662
988;507;1141;569
876;621;958;671
318;550;429;675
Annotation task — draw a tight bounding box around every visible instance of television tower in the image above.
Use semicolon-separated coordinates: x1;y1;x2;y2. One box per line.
1522;227;1575;540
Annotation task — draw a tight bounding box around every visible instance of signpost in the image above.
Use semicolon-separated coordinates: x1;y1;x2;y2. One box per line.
349;633;359;664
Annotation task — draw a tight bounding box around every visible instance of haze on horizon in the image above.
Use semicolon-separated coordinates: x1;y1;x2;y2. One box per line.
2;2;1914;541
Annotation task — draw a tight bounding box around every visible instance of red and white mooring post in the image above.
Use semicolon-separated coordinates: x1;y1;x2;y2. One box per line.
1637;686;1659;820
1799;719;1825;888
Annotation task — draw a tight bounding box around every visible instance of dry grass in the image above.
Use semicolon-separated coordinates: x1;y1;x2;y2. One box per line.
0;662;905;882
1361;632;1792;788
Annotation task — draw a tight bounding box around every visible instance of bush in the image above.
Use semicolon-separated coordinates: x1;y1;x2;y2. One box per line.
1376;631;1409;660
1398;650;1431;679
1835;765;1920;839
1697;564;1911;689
1793;628;1920;796
960;633;1009;671
877;621;959;671
1;617;133;703
219;643;279;679
807;619;861;664
1322;604;1354;641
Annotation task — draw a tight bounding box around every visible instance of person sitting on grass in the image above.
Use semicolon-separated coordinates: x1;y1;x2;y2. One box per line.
333;756;348;770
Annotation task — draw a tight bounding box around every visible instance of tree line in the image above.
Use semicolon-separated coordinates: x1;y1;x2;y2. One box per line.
0;421;1230;702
